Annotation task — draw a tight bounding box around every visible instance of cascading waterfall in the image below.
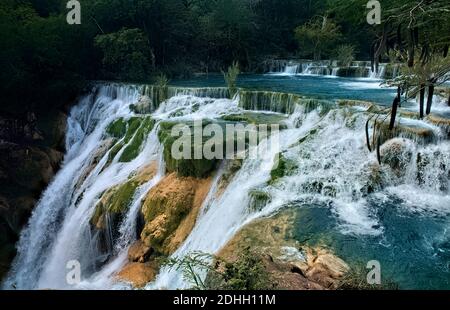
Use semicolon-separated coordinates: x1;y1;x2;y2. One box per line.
267;60;398;79
3;81;449;290
3;84;161;289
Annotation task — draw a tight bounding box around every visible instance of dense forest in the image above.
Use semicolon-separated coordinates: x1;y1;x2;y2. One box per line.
2;0;449;119
1;0;379;119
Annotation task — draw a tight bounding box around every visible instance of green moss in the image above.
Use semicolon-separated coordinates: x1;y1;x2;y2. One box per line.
124;117;142;143
107;141;124;163
294;128;318;146
119;117;155;162
105;117;154;163
158;121;218;178
270;153;298;184
106;118;127;138
90;179;140;228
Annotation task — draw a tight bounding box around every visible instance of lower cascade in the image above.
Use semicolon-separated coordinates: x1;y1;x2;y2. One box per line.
3;83;450;290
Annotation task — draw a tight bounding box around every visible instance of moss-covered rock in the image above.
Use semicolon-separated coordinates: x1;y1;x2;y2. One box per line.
380;138;413;176
90;163;157;231
158;121;219;178
140;173;212;255
106;118;127;138
119;117;155;162
375;120;436;146
270;153;298;184
425;115;450;138
221;112;288;129
105;116;155;164
129;95;153;114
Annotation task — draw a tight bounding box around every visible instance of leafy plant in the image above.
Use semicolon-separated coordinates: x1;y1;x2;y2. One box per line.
164;248;273;290
222;61;240;98
337;264;399;290
336;44;355;67
155;73;169;88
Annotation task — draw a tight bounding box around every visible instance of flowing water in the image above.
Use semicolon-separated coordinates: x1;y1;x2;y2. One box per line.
3;76;450;290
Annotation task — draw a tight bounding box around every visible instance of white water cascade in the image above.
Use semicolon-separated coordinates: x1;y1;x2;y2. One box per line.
267;60;396;79
3;83;449;290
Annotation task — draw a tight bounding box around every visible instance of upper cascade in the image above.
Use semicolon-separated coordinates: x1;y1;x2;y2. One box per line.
263;59;401;79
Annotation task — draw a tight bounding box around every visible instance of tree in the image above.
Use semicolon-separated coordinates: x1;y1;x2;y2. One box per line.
95;28;153;81
336;44;356;67
222;61;240;98
294;16;341;60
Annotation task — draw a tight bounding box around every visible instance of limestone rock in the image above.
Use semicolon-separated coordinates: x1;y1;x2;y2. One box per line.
140;173;212;255
116;262;157;288
128;240;152;263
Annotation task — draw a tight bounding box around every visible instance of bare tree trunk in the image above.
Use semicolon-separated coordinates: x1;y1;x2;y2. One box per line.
419;85;425;118
389;96;400;130
407;29;415;67
426;85;434;115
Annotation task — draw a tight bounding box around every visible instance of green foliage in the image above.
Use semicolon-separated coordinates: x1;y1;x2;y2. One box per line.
155;74;169;88
336;44;355;67
337;265;399;290
222;61;240;98
91;179;140;228
294;16;341;60
219;248;272;290
95;28;152;81
164;248;273;290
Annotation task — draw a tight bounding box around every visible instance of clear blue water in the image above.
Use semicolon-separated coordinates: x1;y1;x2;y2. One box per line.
292;203;450;290
171;74;401;106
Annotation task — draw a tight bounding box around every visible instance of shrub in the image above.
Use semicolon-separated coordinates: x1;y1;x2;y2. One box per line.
222;61;240;98
336;44;355;67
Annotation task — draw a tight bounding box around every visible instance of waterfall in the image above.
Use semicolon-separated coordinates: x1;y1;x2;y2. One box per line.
3;82;449;290
3;84;160;289
148;100;450;289
267;59;397;79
